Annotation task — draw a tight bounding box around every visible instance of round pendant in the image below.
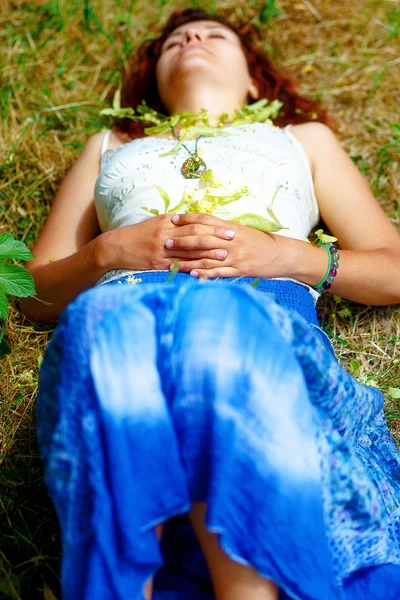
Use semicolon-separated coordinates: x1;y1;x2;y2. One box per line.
181;156;207;179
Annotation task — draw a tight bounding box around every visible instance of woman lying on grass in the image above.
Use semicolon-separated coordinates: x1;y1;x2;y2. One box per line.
20;7;400;600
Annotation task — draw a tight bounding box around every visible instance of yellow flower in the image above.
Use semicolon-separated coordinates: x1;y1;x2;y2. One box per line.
126;275;142;284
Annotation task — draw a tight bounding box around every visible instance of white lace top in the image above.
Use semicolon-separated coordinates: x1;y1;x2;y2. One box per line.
94;122;320;241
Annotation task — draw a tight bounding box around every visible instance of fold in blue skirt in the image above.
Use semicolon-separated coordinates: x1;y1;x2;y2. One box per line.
36;272;400;600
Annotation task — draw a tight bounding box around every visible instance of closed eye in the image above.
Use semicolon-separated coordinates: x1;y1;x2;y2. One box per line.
164;34;227;51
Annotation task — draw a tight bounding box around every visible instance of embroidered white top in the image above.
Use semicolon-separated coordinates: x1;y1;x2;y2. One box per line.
94;122;320;241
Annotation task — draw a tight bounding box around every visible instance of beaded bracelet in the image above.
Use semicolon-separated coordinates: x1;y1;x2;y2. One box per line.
313;242;340;292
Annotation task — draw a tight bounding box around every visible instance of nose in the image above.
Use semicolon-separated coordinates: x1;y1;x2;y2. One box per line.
182;27;204;46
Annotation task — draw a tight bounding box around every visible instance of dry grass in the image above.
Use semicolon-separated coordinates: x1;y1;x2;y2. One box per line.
0;0;399;597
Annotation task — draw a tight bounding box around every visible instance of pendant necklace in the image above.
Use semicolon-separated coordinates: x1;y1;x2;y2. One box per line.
170;128;207;179
180;136;207;179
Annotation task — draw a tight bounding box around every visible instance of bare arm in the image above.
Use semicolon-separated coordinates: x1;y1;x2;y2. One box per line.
293;122;400;305
19;133;109;321
19;132;231;321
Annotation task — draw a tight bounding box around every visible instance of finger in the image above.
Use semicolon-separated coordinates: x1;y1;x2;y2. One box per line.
189;267;239;279
175;258;232;273
165;230;234;250
166;248;229;260
166;234;231;251
172;213;225;226
171;214;236;239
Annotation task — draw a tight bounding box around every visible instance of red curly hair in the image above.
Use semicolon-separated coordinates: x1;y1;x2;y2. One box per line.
114;8;337;139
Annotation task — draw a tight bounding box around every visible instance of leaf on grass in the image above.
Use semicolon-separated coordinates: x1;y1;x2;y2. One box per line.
43;582;59;600
0;293;8;320
349;359;361;373
0;337;11;358
388;387;400;399
154;185;170;212
366;379;379;388
0;233;34;261
0;263;36;298
0;573;21;596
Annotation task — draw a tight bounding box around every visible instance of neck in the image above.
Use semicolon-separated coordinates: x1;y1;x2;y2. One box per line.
163;86;249;120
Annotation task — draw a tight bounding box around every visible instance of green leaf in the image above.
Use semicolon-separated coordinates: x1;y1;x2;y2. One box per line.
320;233;338;243
0;293;9;320
168;197;187;214
245;99;268;112
0;233;34;261
199;169;215;185
100;107;135;119
113;88;121;111
43;582;58;600
0;263;36;298
314;229;338;243
141;206;160;216
251;278;259;288
205;190;245;205
188;126;232;137
154;185;170;212
366;379;379;388
231;213;285;233
0;573;21;596
388;387;400;399
266;207;283;227
144;121;173;135
0;337;11;357
349;359;361;373
170;114;181;128
159;139;186;157
167;261;179;282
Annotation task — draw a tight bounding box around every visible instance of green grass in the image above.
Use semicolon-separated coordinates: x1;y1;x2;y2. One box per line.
0;0;399;597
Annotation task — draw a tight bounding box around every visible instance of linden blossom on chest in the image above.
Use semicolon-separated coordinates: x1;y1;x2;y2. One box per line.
100;94;283;180
100;95;292;232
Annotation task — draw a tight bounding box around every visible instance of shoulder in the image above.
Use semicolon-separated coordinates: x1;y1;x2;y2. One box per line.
80;129;129;166
83;131;105;152
290;121;339;147
289;121;337;140
286;122;340;177
85;129;130;151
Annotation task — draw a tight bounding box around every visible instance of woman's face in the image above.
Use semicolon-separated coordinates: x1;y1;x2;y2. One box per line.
155;20;258;113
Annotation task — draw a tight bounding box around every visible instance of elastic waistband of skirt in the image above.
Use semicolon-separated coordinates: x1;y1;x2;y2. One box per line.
100;271;320;327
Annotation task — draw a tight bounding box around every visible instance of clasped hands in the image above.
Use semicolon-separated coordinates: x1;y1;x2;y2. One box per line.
162;213;281;279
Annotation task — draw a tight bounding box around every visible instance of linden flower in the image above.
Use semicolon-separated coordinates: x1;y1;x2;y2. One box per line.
152;167;285;233
183;188;218;214
126;275;142;284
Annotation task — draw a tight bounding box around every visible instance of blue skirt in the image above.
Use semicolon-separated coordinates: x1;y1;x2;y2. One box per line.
36;273;400;600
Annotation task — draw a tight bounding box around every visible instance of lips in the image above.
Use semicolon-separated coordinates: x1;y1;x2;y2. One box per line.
180;44;211;55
